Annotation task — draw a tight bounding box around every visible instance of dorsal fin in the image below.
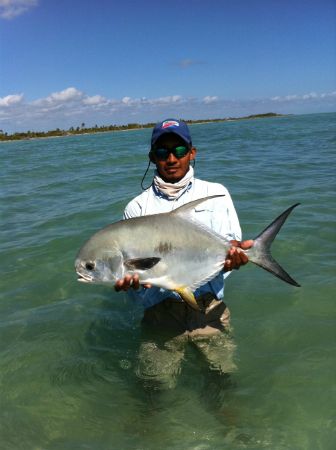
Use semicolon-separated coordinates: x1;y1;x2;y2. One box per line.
170;195;225;218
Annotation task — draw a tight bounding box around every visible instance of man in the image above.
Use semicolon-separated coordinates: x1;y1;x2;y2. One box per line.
115;119;252;388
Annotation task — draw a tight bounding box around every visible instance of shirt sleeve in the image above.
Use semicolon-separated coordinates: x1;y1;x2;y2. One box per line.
194;181;241;242
212;186;242;242
193;182;242;298
123;198;142;219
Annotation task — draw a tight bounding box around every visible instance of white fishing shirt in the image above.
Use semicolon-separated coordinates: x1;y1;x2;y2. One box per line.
123;177;242;309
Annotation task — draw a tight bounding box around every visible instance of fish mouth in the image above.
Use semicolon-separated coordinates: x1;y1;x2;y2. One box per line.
76;271;94;283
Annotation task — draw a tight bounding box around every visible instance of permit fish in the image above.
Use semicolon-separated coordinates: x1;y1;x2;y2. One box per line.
75;196;300;310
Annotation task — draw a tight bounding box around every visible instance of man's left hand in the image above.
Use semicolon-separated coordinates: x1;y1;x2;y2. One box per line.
224;240;254;272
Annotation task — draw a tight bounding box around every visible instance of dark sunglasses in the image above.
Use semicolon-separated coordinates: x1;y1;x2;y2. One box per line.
152;145;190;160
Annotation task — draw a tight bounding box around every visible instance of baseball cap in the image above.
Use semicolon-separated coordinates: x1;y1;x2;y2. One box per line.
151;119;192;148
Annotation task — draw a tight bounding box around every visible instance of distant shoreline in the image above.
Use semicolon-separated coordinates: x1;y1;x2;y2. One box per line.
0;112;288;142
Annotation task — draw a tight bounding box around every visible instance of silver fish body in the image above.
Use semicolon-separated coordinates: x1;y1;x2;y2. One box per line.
75;196;300;309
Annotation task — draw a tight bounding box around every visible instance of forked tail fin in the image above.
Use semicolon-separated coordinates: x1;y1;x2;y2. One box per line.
246;204;301;287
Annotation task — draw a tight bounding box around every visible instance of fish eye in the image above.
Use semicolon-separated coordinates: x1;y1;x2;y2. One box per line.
85;262;95;271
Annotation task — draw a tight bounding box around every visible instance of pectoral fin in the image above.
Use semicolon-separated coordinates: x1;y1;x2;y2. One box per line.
124;257;161;271
175;287;199;311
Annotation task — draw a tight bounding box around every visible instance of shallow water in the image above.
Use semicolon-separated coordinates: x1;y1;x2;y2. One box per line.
1;113;335;449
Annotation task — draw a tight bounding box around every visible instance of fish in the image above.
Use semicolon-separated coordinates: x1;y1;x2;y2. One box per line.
75;196;300;310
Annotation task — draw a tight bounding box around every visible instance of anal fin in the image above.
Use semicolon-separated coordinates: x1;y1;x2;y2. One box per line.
175;287;199;311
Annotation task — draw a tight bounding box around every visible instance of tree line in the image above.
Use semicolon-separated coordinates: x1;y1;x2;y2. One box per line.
0;113;284;142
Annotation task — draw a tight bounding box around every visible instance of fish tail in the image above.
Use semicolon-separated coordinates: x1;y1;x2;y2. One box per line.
246;203;301;287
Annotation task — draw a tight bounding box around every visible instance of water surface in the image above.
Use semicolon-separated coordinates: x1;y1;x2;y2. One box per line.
1;113;335;449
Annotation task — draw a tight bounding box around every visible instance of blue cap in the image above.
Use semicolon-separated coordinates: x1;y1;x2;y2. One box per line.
151;119;192;148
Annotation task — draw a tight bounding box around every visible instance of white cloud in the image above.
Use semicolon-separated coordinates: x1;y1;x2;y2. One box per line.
271;91;336;103
121;96;133;105
118;95;184;107
0;93;24;106
302;92;318;100
46;87;83;103
82;95;107;106
0;87;335;133
0;0;38;19
203;96;218;104
148;95;183;105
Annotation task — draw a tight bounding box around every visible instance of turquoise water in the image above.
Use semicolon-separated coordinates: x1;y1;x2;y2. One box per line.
1;113;335;449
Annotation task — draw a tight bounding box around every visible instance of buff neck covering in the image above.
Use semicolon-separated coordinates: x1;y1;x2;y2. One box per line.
153;166;194;200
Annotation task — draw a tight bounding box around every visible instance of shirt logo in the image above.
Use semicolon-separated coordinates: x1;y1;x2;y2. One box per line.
162;120;179;129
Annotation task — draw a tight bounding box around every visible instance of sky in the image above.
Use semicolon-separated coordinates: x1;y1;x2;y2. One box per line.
0;0;335;133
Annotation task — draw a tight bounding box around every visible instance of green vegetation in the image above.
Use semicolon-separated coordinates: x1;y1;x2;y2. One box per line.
0;113;286;142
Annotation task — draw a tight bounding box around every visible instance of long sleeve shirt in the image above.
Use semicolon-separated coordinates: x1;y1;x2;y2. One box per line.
123;177;242;309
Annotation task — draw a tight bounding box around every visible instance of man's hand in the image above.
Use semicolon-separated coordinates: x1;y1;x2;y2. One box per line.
224;240;254;272
114;274;151;292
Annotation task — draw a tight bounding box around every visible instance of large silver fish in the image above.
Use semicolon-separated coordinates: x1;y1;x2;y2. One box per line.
75;196;300;309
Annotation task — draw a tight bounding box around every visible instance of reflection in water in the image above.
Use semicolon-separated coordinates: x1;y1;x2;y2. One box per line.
136;330;237;392
51;299;238;412
47;298;285;448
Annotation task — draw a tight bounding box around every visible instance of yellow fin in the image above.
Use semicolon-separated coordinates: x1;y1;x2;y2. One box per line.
175;287;199;311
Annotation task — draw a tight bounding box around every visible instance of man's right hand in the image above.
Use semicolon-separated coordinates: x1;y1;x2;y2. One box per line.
114;274;151;292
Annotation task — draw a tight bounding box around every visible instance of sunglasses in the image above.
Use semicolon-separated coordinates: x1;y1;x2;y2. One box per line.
152;145;190;160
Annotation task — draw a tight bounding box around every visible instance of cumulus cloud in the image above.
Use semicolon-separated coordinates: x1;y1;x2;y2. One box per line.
82;95;108;106
203;96;218;104
0;93;23;106
117;95;184;107
271;91;336;103
0;0;38;19
0;87;335;133
149;95;183;105
46;87;83;103
121;96;133;105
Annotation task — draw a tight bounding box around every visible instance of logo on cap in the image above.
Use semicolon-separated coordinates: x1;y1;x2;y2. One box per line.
161;120;179;129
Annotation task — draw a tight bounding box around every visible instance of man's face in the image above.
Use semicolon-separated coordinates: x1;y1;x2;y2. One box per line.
151;134;196;183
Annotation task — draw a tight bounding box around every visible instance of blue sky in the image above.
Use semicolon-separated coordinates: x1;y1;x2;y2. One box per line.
0;0;335;132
